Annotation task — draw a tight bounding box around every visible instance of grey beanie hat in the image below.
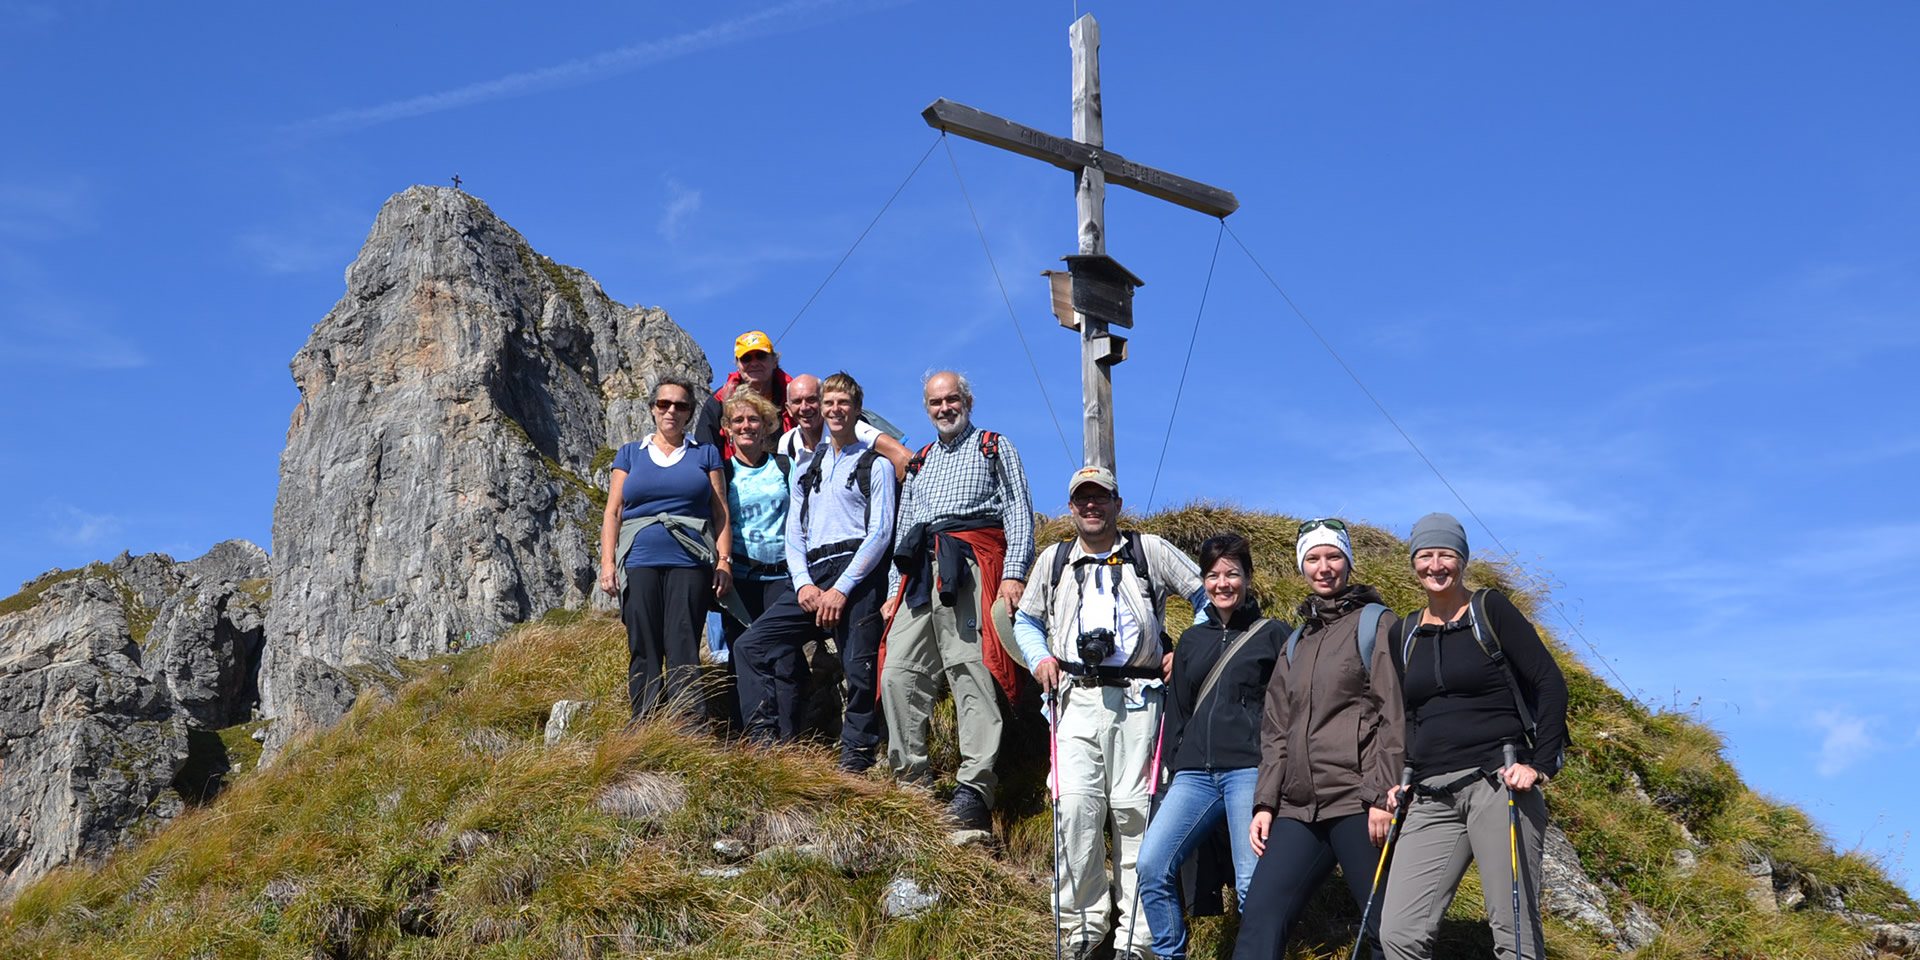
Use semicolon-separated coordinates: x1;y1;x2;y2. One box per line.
1408;512;1469;565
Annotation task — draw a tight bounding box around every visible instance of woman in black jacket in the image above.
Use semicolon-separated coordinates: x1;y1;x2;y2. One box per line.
1379;513;1568;960
1135;533;1288;960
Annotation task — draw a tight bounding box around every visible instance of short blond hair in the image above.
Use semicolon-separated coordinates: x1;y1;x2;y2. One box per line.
723;386;781;428
821;371;863;411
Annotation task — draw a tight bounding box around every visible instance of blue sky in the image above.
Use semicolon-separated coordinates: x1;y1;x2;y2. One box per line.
3;1;1916;889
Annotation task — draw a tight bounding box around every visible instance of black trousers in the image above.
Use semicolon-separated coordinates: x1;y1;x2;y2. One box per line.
1231;812;1379;960
720;576;794;732
734;556;887;763
620;565;709;719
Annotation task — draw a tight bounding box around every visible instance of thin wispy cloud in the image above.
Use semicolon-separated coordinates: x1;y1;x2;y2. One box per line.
288;0;899;137
0;303;146;370
1812;710;1874;778
658;178;703;243
0;2;57;28
0;176;95;239
49;504;122;548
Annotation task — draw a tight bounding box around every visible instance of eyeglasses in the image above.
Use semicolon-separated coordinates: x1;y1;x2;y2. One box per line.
652;398;692;413
1070;492;1116;507
1298;517;1348;536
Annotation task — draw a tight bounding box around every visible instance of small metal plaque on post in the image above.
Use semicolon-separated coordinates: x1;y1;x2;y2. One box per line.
1062;254;1144;329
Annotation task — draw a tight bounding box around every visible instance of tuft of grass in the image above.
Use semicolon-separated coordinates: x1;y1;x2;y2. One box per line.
0;566;87;618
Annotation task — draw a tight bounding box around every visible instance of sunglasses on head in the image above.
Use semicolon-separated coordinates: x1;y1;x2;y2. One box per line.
652;398;692;413
1298;517;1348;536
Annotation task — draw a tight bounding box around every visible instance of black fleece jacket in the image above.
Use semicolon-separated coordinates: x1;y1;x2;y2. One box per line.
1390;589;1569;778
1162;602;1289;775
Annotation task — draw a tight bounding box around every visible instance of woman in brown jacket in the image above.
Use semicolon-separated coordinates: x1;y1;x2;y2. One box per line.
1231;518;1405;960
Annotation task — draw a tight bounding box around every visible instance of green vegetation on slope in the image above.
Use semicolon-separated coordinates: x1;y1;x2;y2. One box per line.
2;505;1911;959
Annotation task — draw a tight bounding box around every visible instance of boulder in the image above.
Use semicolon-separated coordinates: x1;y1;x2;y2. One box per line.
260;185;711;754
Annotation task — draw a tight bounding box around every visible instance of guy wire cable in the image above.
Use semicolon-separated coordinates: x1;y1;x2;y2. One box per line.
943;134;1078;465
1221;219;1640;704
1146;218;1225;512
774;134;942;347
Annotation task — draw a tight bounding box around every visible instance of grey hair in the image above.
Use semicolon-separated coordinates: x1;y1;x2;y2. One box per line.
922;369;973;405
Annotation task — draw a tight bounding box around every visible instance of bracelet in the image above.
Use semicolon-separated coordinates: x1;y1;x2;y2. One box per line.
715;556;732;565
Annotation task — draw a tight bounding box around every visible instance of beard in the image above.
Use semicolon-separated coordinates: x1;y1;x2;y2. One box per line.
935;415;971;440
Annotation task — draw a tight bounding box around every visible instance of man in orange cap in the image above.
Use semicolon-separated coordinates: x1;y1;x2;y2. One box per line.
711;330;795;458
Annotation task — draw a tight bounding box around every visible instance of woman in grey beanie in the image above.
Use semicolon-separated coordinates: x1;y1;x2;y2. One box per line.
1378;513;1568;960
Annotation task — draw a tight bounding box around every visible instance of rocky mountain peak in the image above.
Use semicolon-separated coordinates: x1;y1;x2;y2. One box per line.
261;185;712;753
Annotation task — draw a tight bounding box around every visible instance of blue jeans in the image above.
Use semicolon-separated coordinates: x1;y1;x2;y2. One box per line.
1137;767;1259;960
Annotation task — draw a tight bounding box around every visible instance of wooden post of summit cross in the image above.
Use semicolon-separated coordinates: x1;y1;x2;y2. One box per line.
924;13;1238;472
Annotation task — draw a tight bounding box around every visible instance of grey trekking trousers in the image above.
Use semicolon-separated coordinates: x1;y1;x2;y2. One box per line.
1379;767;1548;960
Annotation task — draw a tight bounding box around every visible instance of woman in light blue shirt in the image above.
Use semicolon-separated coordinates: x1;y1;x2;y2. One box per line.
719;388;793;733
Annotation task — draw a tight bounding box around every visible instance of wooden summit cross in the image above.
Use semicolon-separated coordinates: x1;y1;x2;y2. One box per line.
924;13;1237;472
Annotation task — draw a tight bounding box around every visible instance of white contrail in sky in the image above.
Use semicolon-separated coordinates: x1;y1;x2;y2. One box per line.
289;0;898;136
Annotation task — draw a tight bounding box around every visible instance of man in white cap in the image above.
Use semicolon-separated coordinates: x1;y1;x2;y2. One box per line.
1013;465;1207;960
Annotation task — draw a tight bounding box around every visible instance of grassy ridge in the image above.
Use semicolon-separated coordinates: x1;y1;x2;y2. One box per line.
2;505;1912;958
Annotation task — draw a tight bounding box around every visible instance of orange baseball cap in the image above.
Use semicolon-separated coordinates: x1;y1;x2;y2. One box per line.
734;330;774;358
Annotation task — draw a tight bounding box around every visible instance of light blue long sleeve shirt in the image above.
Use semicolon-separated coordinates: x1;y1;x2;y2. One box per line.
784;437;896;595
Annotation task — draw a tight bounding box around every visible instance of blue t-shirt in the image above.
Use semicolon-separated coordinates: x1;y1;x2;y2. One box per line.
612;438;723;568
726;455;791;580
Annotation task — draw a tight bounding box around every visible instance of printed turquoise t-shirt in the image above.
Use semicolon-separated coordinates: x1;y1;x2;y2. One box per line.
725;455;790;580
612;437;722;568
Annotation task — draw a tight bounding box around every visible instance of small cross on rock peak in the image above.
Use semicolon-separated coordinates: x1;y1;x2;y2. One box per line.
451;174;463;190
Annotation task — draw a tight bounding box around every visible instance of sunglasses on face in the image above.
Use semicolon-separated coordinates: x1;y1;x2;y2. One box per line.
1298;517;1348;536
1070;492;1116;506
652;399;692;413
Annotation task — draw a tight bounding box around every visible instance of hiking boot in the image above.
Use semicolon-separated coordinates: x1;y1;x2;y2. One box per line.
1113;951;1152;960
944;784;991;832
837;751;876;774
1067;939;1103;960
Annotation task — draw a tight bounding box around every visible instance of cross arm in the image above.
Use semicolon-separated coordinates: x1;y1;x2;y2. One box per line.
923;98;1239;218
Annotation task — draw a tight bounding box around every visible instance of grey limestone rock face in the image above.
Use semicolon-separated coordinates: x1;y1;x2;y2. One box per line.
0;573;187;900
260;185;711;752
0;541;271;900
146;540;270;728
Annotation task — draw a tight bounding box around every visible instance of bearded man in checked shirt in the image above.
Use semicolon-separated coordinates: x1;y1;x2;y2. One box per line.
880;370;1036;831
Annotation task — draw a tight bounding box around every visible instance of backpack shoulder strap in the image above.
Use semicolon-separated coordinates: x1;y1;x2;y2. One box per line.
1191;618;1271;716
1399;606;1427;669
1355;603;1387;678
904;441;935;479
1047;540;1075;594
977;430;1000;459
773;453;792;483
1470;588;1538;745
1284;622;1307;664
848;446;882;496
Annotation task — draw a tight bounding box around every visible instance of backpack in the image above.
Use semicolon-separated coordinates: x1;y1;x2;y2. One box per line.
859;406;909;443
722;452;791;488
795;443;886;530
903;430;1001;479
1045;530;1174;663
1285;603;1389;678
1401;588;1542;751
1047;530;1156;604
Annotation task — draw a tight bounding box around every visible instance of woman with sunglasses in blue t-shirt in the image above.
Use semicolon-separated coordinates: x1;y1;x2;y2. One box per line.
598;377;733;720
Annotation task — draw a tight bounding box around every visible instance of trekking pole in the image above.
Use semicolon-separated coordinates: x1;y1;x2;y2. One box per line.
1349;765;1416;960
1046;687;1064;960
1502;742;1525;960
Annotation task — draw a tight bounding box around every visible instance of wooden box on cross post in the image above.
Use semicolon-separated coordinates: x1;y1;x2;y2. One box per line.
1044;253;1143;365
